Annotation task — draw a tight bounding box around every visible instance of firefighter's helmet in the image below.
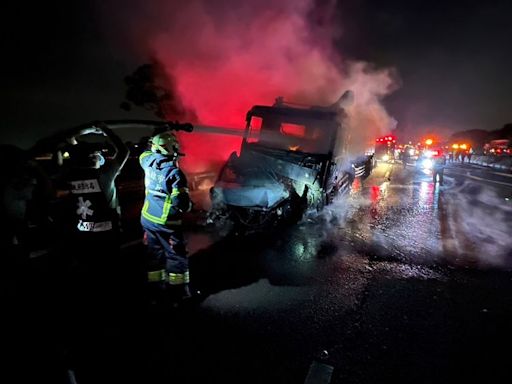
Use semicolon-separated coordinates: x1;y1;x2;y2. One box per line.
150;132;183;157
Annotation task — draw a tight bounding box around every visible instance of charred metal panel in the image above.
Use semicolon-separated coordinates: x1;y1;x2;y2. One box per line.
246;150;320;187
214;181;288;209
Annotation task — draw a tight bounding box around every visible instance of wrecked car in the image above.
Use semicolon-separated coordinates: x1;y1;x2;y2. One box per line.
211;91;373;229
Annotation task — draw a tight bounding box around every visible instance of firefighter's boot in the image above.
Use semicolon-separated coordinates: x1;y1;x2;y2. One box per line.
166;283;193;306
145;282;167;306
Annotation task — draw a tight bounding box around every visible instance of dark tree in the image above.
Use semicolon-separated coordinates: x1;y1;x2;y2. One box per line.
450;123;512;149
121;61;197;122
490;123;512;141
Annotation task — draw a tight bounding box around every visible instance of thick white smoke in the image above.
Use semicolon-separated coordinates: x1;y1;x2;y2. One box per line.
341;62;400;157
100;0;400;150
310;175;512;270
442;183;512;268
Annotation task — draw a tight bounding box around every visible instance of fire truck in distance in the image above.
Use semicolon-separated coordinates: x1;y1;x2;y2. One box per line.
484;139;511;156
210;90;374;230
374;135;397;162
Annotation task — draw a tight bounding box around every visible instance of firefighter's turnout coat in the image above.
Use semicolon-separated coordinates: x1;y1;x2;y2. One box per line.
139;151;191;285
139;152;190;225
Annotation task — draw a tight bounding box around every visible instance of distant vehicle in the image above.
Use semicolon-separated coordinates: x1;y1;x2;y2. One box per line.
211;91;374;230
408;145;420;160
484;139;511;156
374;135;397;162
416;149;444;174
398;144;419;164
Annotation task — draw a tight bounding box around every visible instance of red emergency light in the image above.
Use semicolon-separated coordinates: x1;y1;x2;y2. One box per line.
376;135;397;143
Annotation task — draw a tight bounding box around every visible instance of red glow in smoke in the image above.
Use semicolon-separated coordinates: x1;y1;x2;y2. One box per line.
107;0;399;174
177;131;242;174
146;0;343;174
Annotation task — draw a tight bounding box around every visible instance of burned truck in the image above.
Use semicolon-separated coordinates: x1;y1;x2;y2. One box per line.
211;91;373;229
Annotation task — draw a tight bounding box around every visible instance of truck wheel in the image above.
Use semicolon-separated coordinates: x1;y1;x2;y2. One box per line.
282;191;307;225
232;208;273;231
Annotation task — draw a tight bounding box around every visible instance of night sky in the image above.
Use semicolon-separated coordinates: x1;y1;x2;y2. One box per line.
337;0;512;139
1;0;511;148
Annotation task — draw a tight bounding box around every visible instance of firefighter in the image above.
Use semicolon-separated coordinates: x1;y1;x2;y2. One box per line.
56;125;129;297
432;150;446;186
139;131;192;303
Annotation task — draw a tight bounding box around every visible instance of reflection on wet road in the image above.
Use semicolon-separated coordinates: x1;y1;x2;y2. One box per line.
189;161;512;282
161;161;512;384
342;162;512;268
65;162;512;384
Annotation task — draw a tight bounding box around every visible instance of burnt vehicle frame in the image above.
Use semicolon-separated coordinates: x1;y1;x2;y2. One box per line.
211;93;372;229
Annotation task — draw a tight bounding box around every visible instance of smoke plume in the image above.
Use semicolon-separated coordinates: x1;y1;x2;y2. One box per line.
102;0;400;172
341;62;400;156
442;183;512;268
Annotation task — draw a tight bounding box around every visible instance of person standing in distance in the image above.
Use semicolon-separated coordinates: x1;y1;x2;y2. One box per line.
432;150;447;186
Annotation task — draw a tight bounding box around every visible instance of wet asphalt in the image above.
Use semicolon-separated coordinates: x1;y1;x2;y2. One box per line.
5;162;512;383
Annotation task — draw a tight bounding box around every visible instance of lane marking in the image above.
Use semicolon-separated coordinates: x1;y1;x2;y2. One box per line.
491;171;512;178
465;174;512;188
304;361;334;384
451;164;512;178
29;249;49;259
446;168;512;187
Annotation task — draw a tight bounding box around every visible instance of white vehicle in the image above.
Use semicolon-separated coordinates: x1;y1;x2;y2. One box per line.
416;149;441;174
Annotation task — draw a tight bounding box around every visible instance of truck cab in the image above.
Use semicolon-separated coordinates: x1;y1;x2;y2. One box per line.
211;91;372;229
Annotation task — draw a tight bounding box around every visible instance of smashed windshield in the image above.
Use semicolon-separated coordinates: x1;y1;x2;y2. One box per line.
246;113;337;154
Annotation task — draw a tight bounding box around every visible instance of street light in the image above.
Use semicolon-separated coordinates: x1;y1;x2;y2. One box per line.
425;138;433;146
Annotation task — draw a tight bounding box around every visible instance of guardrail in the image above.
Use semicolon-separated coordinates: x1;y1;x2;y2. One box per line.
353;164;366;178
469;155;512;172
352;155;374;178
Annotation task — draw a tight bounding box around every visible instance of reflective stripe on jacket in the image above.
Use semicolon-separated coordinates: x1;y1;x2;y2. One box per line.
67;168;118;232
147;269;190;284
139;151;191;225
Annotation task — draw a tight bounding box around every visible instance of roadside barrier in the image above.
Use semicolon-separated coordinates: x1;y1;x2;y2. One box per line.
469;155;512;172
352;163;366;178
